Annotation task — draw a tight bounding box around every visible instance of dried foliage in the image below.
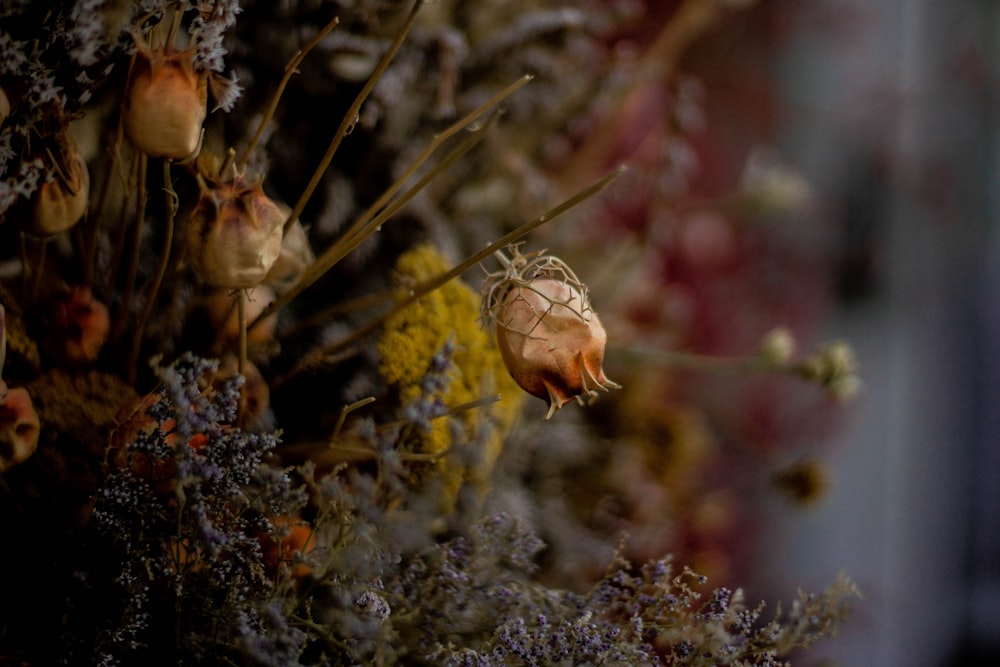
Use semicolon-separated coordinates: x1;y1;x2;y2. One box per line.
0;1;860;664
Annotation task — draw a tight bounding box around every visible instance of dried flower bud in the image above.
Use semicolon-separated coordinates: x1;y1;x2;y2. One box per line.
758;326;796;365
0;384;40;473
797;340;861;401
185;176;284;289
25;139;90;237
123;45;208;159
483;247;619;419
44;285;110;364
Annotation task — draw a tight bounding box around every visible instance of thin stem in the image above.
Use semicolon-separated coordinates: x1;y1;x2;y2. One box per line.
165;3;184;50
332;396;376;441
235;16;341;172
129;160;178;383
272;166;625;388
260;112;499;341
610;345;775;373
559;0;726;187
249;75;529;336
281;0;425;237
237;289;248;378
324;74;531;252
29;238;46;305
117;152;148;343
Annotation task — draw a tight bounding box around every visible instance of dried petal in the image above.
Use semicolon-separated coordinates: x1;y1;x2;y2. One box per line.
123;45;208;159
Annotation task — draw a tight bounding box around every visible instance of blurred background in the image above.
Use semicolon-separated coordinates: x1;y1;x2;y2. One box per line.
735;1;999;665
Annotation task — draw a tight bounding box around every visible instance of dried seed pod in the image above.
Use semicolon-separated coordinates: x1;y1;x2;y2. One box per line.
123;45;207;159
0;384;40;473
44;285;110;364
185;176;284;289
0;306;40;473
24;138;90;237
483;247;619;419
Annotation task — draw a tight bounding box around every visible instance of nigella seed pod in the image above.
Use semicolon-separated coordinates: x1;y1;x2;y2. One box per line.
483;247;620;419
25;139;90;237
185;176;285;289
123;45;207;159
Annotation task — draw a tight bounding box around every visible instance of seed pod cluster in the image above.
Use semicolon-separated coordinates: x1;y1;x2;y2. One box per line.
482;247;619;419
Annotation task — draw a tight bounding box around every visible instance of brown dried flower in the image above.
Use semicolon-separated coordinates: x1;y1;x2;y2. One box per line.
123;44;208;159
24;134;90;237
483;247;619;419
185;175;285;289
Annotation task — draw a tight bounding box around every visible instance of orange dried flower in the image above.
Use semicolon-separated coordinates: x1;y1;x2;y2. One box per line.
483;247;619;419
185;175;285;289
0;306;40;472
0;385;40;473
123;44;208;159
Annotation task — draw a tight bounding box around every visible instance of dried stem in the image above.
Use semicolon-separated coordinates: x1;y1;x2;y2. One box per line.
128;160;178;383
559;0;729;186
116;152;148;344
272;166;625;388
281;0;425;238
249;74;531;336
236;16;340;173
237;289;247;378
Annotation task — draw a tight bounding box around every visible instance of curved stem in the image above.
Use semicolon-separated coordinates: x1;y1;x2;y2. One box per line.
116;152;148;346
248;74;530;336
129;159;177;382
281;0;424;238
235;16;340;173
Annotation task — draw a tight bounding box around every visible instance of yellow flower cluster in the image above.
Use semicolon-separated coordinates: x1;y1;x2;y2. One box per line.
377;244;523;500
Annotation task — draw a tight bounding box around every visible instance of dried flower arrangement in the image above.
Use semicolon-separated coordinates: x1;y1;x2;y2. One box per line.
0;1;860;664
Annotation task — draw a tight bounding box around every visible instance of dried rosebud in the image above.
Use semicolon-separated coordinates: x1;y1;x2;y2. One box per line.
484;248;619;419
24;138;90;237
44;285;110;364
185;176;284;289
0;384;40;473
123;45;207;159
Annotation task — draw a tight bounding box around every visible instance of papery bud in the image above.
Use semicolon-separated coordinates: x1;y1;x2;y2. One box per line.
123;45;207;159
484;249;619;419
0;384;40;473
185;176;284;289
25;139;90;237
